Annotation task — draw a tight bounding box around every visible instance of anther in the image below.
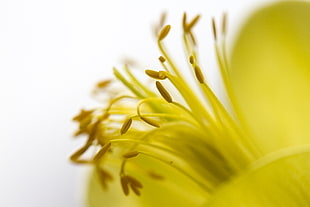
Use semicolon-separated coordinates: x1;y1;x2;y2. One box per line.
72;109;93;122
148;171;165;180
159;12;167;28
159;56;166;63
145;70;166;80
158;25;171;41
130;184;141;196
186;15;201;31
212;17;217;41
222;13;227;36
123;151;140;159
96;79;112;89
120;117;132;135
93;143;111;162
70;144;91;164
96;168;113;189
156;81;172;103
182;12;187;30
194;65;205;84
120;176;129;196
189;55;195;64
158;71;167;79
127;176;143;188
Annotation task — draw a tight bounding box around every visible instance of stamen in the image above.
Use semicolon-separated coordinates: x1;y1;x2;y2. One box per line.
182;12;187;30
96;167;113;189
158;25;171;41
96;79;112;89
189;55;195;65
93;143;111;162
120;176;129;196
127;175;143;188
130;184;141;196
72;109;93;122
124;65;156;97
113;67;145;98
148;171;165;180
186;15;201;32
155;81;173;103
145;69;167;80
194;65;205;84
159;12;167;28
123;151;140;159
222;12;227;36
158;56;166;63
70;143;92;164
120;117;132;135
212;17;217;41
158;71;167;79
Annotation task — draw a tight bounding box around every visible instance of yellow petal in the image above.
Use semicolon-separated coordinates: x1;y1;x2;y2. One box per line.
87;156;207;207
230;1;310;153
206;147;310;206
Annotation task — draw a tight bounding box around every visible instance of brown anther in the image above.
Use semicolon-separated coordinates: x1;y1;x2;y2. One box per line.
120;176;129;196
70;143;92;164
93;143;111;162
123;151;140;159
159;56;166;63
156;81;172;103
96;168;113;189
158;25;171;41
148;171;165;180
130;184;141;196
159;12;167;28
145;70;166;80
158;71;167;79
72;109;93;122
145;69;159;78
96;79;112;89
120;117;132;135
194;65;205;84
189;55;195;64
212;17;217;41
127;176;143;188
222;13;227;36
186;15;201;31
182;12;187;30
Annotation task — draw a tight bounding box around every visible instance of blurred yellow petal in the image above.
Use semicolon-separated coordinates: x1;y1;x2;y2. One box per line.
87;156;206;207
206;147;310;206
230;1;310;153
87;170;138;207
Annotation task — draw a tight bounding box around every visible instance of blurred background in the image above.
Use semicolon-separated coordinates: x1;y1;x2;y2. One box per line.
0;0;271;206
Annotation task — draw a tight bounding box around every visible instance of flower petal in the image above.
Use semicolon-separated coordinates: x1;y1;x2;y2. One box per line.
230;1;310;153
206;147;310;206
87;156;206;207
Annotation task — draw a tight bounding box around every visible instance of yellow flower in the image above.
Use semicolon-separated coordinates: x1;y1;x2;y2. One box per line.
72;1;310;206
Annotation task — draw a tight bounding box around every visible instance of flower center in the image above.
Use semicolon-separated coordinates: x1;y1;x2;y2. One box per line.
71;13;261;197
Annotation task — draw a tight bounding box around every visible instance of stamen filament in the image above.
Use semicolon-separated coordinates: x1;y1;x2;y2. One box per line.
113;67;145;98
124;65;156;97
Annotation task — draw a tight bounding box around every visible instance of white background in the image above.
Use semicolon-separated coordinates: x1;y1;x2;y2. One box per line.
0;0;271;206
